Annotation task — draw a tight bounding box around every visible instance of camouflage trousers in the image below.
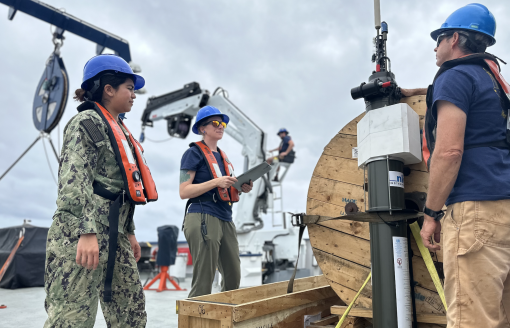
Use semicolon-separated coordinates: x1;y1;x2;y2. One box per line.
44;215;147;327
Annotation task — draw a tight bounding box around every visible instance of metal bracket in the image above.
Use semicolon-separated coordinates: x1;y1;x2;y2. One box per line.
289;212;305;227
8;6;16;20
52;28;65;55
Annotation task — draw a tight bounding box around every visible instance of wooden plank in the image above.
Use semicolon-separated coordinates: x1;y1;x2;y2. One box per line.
329;281;373;309
330;274;444;315
404;169;429;194
305;212;424;224
318;220;370;241
313;249;372;298
191;275;328;304
415;285;446;314
417;324;446;328
308;159;428;219
307;176;365;211
307;198;370;240
323;133;359;159
342;317;368;328
407;158;429;173
234;296;340;328
178;314;190;328
233;286;337;322
311;246;445;315
401;95;427;116
312;155;363;186
308;224;371;267
310;317;366;328
412;255;437;292
330;306;446;324
221;319;233;328
189;316;221;328
307;198;350;219
178;300;233;321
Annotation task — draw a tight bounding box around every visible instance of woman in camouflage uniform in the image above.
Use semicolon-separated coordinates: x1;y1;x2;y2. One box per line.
44;55;147;327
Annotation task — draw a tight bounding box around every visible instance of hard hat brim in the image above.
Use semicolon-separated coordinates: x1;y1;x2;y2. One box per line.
81;73;145;91
430;27;496;46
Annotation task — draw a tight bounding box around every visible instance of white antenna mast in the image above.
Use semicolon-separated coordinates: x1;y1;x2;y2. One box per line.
374;0;381;31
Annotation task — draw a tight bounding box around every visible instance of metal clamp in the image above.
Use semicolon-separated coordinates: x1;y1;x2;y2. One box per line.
51;27;65;56
289;212;305;227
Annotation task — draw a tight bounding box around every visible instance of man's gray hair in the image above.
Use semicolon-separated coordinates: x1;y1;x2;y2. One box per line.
455;30;492;54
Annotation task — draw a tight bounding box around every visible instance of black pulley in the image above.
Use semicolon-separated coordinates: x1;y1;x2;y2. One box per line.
32;52;69;133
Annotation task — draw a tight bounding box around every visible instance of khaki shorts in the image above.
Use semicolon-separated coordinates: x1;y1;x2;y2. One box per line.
443;200;510;328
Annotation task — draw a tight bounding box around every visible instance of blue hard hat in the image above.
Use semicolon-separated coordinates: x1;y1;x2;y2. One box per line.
430;3;496;46
192;106;230;135
277;128;289;135
80;54;145;90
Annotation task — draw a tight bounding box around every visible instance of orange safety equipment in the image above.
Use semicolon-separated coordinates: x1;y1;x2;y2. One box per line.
95;102;158;203
76;100;158;302
191;141;239;203
423;53;510;170
181;141;239;232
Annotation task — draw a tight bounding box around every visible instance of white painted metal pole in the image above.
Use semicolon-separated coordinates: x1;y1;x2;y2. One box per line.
393;236;412;328
374;0;381;30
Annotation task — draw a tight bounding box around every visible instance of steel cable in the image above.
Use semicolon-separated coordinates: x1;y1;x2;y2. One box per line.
42;136;58;186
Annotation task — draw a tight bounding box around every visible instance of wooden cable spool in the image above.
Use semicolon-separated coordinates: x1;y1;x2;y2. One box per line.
306;96;446;327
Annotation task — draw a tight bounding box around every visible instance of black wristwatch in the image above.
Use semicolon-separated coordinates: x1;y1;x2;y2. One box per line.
423;206;445;221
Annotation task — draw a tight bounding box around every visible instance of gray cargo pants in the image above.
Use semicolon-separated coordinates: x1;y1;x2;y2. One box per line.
183;213;241;298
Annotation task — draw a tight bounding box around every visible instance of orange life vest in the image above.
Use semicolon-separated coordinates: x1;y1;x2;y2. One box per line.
423;53;510;170
94;102;158;204
191;141;239;203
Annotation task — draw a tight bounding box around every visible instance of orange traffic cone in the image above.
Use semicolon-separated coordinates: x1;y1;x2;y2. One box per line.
143;266;185;292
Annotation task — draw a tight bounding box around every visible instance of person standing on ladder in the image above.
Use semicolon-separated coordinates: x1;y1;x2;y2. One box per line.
44;54;158;327
404;4;510;327
180;106;253;297
267;128;295;181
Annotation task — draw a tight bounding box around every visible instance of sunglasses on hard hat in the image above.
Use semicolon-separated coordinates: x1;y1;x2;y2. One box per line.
202;120;227;129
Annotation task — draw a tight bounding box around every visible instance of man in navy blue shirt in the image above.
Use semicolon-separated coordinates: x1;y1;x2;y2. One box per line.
267;128;295;164
404;4;510;327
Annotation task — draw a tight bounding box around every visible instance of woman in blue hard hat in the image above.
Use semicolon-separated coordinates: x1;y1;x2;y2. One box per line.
44;54;154;327
180;105;253;297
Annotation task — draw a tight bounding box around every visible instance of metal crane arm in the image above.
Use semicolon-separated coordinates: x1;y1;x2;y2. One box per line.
140;83;269;233
1;0;132;62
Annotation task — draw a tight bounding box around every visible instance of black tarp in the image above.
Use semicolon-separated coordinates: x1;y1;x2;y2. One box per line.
0;224;48;289
156;225;179;266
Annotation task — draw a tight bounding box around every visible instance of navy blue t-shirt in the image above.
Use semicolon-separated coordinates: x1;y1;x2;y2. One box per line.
181;146;233;221
432;64;510;205
280;136;291;153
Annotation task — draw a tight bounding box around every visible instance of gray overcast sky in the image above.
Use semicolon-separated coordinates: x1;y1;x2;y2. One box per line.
1;1;508;241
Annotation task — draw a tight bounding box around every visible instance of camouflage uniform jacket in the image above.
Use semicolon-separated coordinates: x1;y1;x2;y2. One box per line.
54;107;136;236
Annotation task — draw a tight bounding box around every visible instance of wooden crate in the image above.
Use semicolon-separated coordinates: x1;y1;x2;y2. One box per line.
330;306;446;327
177;275;343;328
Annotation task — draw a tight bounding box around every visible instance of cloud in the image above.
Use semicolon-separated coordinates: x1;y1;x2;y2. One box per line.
1;0;509;241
